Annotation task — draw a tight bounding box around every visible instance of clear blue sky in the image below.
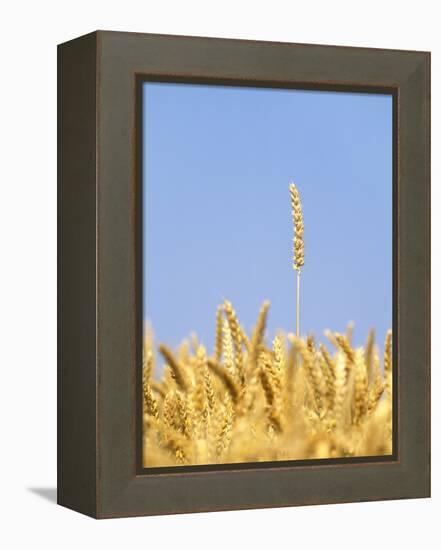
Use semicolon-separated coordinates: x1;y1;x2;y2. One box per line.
143;82;392;351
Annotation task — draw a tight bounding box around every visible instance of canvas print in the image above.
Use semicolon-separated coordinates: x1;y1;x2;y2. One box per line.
141;82;393;468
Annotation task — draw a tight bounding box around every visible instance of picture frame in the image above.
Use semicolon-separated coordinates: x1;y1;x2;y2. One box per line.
57;30;430;518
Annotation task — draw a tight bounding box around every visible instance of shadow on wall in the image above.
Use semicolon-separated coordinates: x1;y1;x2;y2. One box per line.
28;487;57;504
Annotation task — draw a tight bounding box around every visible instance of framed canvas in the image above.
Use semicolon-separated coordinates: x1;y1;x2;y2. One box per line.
58;30;430;518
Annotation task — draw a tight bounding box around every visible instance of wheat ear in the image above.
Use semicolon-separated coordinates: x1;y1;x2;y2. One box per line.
384;329;392;397
143;384;159;420
158;344;189;392
214;305;223;362
207;358;240;404
289;183;304;337
224;300;245;383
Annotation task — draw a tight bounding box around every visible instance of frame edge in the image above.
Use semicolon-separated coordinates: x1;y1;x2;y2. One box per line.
57;31;99;519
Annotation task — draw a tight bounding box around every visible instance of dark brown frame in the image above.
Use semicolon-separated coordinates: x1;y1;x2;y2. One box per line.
58;30;430;518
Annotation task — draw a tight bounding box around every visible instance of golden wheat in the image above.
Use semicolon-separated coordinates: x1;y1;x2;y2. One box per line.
143;301;392;467
290;183;304;337
289;183;305;271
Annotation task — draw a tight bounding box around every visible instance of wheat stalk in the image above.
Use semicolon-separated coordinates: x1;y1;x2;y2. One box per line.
384;329;393;397
248;300;270;372
289;183;304;337
158;344;189;392
143;384;159;420
224;300;245;384
214;305;223;361
222;319;235;378
207;358;240;404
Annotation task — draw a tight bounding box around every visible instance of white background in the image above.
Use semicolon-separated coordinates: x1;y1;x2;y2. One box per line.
0;1;438;548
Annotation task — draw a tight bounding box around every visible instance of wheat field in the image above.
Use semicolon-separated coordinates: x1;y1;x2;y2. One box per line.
143;184;392;467
142;301;392;467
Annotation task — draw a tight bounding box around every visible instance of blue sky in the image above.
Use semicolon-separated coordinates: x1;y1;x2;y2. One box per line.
143;82;392;351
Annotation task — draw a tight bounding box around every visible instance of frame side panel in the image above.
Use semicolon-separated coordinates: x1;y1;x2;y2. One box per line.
57;32;98;518
397;55;431;496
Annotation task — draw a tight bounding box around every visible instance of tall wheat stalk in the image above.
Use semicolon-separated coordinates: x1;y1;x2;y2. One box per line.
289;183;305;337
